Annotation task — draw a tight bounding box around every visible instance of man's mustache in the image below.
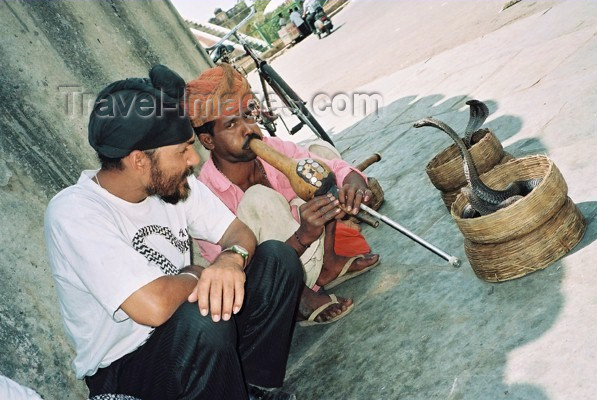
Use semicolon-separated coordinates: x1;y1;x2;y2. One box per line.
242;133;262;150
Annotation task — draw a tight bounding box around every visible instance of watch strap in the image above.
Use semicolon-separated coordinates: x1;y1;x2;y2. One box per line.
221;245;249;268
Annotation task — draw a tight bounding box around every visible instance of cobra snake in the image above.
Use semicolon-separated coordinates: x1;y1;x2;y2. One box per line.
413;100;541;218
463;100;489;148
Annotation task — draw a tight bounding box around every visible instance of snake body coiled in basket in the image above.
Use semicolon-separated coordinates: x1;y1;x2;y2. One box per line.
414;100;542;218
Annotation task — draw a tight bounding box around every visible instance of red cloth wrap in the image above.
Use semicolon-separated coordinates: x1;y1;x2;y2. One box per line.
334;223;371;256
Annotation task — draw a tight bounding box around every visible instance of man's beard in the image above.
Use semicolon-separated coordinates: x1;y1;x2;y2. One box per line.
146;160;194;205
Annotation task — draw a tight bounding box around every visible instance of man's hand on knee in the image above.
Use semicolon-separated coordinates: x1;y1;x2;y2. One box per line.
188;254;246;322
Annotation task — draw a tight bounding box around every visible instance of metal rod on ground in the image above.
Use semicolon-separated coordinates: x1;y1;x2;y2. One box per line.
243;136;457;266
359;204;461;267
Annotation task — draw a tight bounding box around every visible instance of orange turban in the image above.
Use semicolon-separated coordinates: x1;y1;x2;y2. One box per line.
184;64;254;128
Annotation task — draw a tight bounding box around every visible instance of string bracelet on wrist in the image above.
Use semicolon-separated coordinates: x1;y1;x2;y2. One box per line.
294;231;310;249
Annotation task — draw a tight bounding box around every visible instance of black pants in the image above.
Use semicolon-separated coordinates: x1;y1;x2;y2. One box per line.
86;240;303;400
305;12;316;32
297;22;311;37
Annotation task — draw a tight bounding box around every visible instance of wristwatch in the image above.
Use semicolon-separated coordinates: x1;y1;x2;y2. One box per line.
221;245;249;268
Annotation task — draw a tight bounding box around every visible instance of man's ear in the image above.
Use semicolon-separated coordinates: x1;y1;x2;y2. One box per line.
198;133;215;151
125;150;151;172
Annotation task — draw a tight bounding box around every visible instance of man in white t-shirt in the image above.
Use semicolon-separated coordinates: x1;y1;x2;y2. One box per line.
44;65;302;400
0;376;43;400
302;0;323;33
289;7;309;37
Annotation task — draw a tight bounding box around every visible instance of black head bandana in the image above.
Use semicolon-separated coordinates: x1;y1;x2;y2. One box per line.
88;64;193;158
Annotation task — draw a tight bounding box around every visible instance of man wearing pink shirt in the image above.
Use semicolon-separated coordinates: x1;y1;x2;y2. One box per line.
185;65;380;325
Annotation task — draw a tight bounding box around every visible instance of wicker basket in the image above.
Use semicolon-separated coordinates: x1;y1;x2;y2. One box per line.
439;151;516;210
451;155;568;244
500;152;515;164
440;189;461;210
464;196;586;282
426;129;504;192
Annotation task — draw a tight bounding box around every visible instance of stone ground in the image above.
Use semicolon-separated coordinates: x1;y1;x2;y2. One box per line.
247;1;597;399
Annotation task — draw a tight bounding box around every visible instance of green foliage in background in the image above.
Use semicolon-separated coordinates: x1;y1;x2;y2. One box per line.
247;0;303;43
185;0;308;46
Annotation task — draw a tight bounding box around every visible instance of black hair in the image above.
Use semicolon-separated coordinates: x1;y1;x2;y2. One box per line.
97;153;124;171
193;120;216;136
143;148;157;160
278;12;283;17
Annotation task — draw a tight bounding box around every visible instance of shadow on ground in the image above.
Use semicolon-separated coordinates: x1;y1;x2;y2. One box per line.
284;94;570;399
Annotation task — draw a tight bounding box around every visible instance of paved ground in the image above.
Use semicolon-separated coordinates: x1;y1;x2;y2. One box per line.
249;1;597;399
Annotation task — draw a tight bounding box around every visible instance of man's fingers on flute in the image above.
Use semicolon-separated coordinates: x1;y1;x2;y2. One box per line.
316;196;339;213
318;200;342;222
304;194;334;212
353;188;365;214
344;185;356;212
363;188;373;203
337;186;347;207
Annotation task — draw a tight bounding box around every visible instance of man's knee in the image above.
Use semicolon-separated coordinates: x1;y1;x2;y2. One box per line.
238;188;299;245
307;139;342;160
243;185;285;206
239;185;291;219
255;240;303;284
168;302;237;353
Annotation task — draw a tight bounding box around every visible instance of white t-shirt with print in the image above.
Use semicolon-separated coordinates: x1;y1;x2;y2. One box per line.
44;170;236;379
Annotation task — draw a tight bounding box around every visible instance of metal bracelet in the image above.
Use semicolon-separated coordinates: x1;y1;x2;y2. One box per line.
179;271;199;281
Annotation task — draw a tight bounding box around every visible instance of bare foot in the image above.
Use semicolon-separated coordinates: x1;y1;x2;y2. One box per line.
316;253;380;287
297;286;353;324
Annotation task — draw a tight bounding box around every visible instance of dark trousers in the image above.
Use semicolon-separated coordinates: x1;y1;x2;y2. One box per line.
305;12;316;32
86;240;303;400
297;22;311;37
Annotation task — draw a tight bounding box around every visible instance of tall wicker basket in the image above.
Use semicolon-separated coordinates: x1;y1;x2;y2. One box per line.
426;129;512;210
450;155;586;282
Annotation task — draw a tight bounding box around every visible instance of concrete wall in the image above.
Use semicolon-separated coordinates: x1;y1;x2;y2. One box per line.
0;1;211;397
